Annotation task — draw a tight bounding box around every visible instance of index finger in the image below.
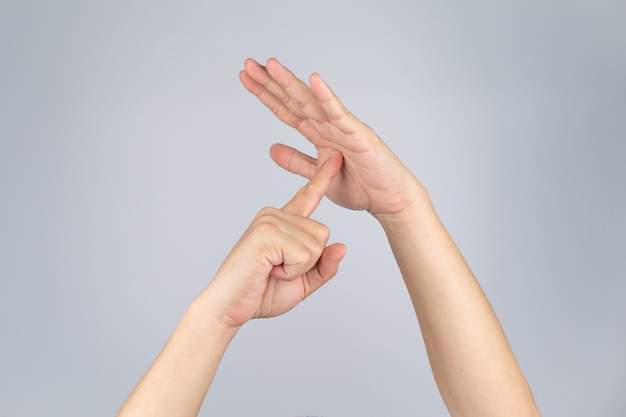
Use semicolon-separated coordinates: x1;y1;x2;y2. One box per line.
282;151;343;217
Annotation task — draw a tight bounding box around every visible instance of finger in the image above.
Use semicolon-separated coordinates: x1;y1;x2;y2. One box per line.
315;243;346;283
265;58;329;123
302;243;347;297
239;65;302;128
243;58;291;102
269;143;318;180
309;73;361;135
282;151;343;217
266;233;325;281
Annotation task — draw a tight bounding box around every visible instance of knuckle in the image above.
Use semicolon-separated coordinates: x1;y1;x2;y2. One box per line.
251;208;282;233
254;220;278;233
255;207;279;221
307;218;330;242
298;183;321;201
248;221;280;242
300;246;315;264
297;96;313;110
306;246;321;267
317;223;330;242
268;102;283;116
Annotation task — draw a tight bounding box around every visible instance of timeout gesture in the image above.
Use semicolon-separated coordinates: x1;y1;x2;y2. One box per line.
240;58;425;219
209;151;346;328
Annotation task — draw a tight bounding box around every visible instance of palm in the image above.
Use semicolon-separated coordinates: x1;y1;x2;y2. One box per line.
292;118;407;215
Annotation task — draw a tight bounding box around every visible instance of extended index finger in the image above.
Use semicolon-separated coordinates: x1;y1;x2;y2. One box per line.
282;151;343;217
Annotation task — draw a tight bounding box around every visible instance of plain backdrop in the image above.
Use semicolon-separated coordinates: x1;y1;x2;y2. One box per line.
1;1;625;416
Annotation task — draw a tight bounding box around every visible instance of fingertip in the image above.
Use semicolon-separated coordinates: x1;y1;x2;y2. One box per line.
268;264;287;281
310;72;322;83
266;57;283;75
330;149;344;170
309;72;329;88
318;243;347;280
326;242;347;263
266;58;292;87
268;143;284;167
243;57;258;70
319;149;343;180
240;68;264;95
309;72;333;101
333;242;347;262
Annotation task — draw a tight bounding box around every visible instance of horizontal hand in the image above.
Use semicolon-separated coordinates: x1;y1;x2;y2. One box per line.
240;57;426;219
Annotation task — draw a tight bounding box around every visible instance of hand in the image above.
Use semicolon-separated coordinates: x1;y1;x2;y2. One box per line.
208;151;346;328
239;58;426;219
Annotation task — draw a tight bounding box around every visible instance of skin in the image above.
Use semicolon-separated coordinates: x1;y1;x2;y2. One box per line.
240;58;541;417
117;152;346;417
117;58;541;417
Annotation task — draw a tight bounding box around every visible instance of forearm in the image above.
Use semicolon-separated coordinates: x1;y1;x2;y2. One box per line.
117;287;239;417
116;155;344;417
240;56;539;415
377;189;539;417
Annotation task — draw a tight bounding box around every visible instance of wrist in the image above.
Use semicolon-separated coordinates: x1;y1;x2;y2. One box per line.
190;284;244;339
372;181;433;230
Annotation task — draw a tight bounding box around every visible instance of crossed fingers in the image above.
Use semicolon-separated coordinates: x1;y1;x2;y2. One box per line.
281;151;343;217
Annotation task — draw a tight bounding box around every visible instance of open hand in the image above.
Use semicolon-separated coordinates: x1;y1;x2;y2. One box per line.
240;58;425;219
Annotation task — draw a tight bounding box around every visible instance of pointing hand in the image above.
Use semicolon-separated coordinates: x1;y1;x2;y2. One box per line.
209;151;346;328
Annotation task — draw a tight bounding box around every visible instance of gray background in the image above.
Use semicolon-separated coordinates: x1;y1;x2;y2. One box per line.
1;1;625;416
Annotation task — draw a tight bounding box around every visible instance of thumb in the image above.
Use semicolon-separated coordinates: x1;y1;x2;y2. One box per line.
302;242;347;297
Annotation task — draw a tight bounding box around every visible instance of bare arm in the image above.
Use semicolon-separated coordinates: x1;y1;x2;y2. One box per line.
117;152;346;417
241;57;540;417
378;195;538;416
